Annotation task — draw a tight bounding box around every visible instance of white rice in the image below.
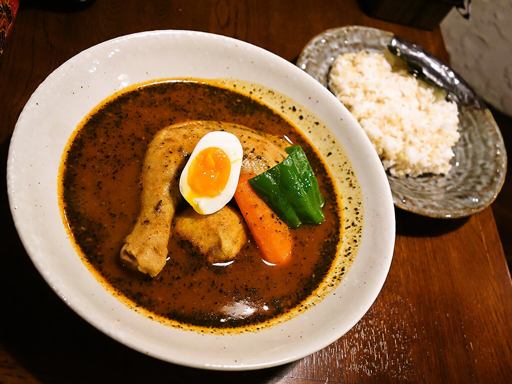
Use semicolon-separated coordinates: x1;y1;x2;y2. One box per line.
329;50;460;177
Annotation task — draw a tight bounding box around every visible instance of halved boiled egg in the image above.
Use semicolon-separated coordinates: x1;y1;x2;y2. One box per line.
179;131;243;214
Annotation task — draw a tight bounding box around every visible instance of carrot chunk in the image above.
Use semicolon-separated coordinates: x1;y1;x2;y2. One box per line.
234;174;293;265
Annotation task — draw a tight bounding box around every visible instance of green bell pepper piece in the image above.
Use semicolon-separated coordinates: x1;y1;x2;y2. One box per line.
248;145;325;228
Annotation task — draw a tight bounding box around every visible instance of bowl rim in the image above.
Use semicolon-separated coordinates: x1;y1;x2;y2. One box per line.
7;29;395;370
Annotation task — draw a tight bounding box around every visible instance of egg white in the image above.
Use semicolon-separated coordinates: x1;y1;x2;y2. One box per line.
179;131;243;214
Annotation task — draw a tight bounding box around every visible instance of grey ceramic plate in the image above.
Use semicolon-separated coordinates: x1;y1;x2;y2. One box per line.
297;25;507;219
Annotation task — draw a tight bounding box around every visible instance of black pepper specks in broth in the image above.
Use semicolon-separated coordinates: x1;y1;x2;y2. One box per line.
60;80;341;330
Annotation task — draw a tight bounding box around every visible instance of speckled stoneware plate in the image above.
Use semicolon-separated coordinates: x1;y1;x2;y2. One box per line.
297;25;507;218
7;30;395;370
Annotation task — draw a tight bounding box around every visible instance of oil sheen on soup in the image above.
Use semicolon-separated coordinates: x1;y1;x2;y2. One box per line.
61;80;341;329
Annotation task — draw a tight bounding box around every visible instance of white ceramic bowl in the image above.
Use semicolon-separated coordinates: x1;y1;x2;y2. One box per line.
7;30;395;370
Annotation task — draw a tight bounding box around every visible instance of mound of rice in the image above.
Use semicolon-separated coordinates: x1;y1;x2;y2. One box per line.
329;51;460;177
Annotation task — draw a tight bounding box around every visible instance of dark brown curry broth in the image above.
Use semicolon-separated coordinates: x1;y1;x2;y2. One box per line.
61;80;340;328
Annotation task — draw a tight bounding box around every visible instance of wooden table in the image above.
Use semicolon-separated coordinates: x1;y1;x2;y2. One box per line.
1;1;511;382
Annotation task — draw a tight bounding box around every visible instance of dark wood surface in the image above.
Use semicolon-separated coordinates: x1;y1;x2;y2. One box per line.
1;1;511;383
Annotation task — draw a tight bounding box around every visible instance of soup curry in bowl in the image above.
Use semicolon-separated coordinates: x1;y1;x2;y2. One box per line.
8;31;394;369
60;78;362;331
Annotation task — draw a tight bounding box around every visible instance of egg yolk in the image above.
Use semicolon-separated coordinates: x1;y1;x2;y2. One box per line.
188;147;231;197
